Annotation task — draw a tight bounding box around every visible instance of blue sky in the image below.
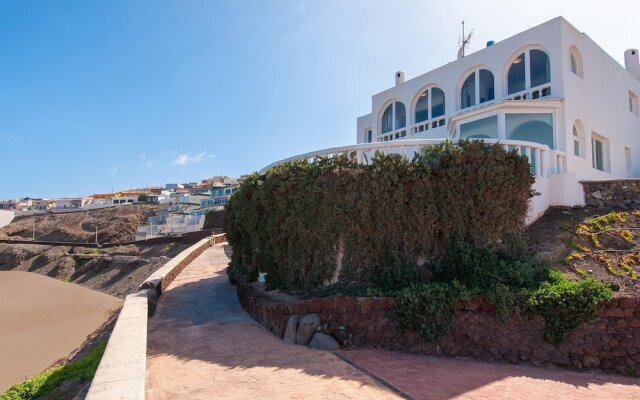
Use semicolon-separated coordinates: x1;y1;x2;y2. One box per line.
1;0;638;199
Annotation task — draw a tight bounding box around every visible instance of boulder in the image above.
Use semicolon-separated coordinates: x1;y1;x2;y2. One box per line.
331;326;352;346
308;332;340;351
283;315;301;344
296;314;321;345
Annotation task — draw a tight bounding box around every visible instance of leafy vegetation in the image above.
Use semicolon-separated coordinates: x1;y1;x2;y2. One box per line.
1;341;106;400
528;270;612;344
226;140;535;291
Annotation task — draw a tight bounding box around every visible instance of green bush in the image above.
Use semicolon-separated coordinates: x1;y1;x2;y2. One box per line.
225;140;535;291
528;270;612;344
372;249;424;292
1;341;106;400
203;209;225;230
439;239;547;291
394;282;465;341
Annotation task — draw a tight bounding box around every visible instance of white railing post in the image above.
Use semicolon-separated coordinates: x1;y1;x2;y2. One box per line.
534;148;541;177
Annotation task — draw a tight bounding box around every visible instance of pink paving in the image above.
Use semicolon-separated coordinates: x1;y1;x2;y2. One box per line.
145;244;400;399
339;349;640;400
146;243;640;399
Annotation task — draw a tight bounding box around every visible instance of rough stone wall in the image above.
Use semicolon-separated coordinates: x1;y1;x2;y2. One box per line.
237;281;640;375
582;179;640;208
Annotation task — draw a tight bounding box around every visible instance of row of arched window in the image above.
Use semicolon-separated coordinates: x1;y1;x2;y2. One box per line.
380;48;554;135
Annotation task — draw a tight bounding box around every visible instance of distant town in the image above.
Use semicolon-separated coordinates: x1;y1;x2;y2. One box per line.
0;175;242;240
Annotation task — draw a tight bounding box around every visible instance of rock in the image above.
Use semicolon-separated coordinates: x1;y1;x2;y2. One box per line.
331;326;352;345
283;315;301;344
308;332;340;350
296;314;321;345
592;191;603;200
583;355;600;368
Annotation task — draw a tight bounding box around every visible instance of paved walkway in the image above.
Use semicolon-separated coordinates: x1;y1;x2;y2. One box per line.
147;244;640;400
146;245;400;399
339;350;640;400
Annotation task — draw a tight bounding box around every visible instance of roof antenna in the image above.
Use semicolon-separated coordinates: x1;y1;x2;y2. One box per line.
457;20;473;60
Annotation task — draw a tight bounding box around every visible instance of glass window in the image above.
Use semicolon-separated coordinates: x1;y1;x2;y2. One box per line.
395;102;406;129
461;73;475;109
593;139;604;171
570;54;577;74
367;129;372;143
506;113;554;148
573;126;580;157
415;91;429;123
460;115;498;139
478;69;495;103
431;88;445;118
530;49;550;87
381;104;393;133
508;53;526;94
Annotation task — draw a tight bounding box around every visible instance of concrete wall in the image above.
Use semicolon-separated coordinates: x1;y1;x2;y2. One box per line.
237;281;640;375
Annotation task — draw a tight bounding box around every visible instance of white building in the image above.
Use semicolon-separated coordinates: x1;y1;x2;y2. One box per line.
265;17;640;223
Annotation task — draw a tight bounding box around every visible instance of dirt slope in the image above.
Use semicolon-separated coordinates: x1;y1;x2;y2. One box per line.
0;204;156;243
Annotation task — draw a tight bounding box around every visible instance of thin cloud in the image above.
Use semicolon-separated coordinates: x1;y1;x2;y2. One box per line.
172;152;214;166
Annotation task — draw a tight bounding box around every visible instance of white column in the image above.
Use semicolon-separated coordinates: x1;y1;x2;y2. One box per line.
534;148;542;177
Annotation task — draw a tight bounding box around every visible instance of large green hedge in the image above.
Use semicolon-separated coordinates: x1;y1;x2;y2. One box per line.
225;140;536;291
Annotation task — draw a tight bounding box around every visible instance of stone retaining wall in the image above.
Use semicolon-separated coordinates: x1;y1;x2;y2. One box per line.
237;281;640;375
582;179;640;208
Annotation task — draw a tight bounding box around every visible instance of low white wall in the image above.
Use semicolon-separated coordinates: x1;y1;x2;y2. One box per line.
526;177;550;225
0;210;14;228
85;293;148;400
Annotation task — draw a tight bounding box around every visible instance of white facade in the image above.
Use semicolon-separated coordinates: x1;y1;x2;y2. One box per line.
351;17;640;219
263;17;640;223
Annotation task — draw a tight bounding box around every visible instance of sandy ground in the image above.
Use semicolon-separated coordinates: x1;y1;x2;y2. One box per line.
0;271;122;392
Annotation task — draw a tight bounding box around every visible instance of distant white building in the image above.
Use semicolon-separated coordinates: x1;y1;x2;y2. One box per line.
264;17;640;222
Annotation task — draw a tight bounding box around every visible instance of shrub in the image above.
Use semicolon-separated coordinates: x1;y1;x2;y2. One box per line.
225;140;535;291
439;238;547;291
203;209;225;230
394;282;464;341
1;341;106;400
372;249;424;292
528;270;612;344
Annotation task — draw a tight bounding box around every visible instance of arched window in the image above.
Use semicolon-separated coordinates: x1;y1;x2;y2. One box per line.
570;46;583;78
461;73;475;109
395;102;406;129
431;88;445;118
460;69;494;109
530;49;550;87
381;104;393;133
380;102;406;134
573;120;585;157
507;49;550;94
479;69;495;103
414;87;446;123
415;91;429;123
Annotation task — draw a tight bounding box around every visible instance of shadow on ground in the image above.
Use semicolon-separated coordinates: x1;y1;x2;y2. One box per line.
145;244;640;400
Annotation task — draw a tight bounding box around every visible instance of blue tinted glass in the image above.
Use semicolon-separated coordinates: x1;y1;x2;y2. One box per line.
461;73;475;108
381;104;393;133
431;88;445;118
460;115;498;139
415;91;429;123
530;49;550;87
395;102;406;129
478;69;494;103
508;53;526;94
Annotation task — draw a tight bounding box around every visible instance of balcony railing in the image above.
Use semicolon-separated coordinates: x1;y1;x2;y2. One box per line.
261;139;565;179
